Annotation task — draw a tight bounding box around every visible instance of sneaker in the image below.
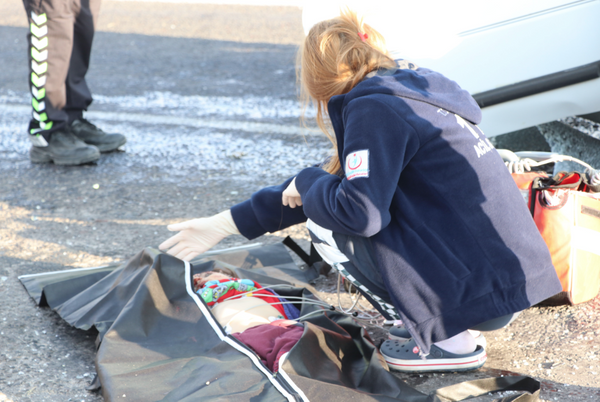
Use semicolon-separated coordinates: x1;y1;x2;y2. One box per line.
380;338;487;373
388;326;487;349
70;118;126;152
29;129;100;165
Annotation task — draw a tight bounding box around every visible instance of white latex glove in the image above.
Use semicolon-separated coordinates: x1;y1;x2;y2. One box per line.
282;177;302;208
159;210;240;261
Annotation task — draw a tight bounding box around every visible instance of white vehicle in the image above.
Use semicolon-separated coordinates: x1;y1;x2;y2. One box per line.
302;0;600;137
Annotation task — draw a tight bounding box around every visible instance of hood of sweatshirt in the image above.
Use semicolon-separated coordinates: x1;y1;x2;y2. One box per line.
334;64;482;125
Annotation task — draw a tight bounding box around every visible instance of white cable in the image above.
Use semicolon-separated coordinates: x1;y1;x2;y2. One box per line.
222;301;329;330
199;274;390;325
505;154;594;174
505;159;533;174
336;273;362;314
333;272;383;323
506;154;600;189
216;288;332;309
217;297;331;312
295;309;330;322
214;279;380;322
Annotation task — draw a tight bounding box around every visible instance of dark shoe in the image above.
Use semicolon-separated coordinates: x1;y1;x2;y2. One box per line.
70;118;126;152
30;129;101;165
380;338;487;373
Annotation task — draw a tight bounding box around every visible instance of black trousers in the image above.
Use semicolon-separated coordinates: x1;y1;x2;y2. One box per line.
23;0;100;142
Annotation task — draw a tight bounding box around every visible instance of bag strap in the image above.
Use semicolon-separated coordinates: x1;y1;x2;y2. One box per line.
283;236;331;276
533;171;583;191
283;236;311;265
427;375;540;402
283;235;323;266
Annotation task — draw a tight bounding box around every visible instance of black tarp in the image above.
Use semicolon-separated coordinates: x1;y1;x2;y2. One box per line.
19;242;542;402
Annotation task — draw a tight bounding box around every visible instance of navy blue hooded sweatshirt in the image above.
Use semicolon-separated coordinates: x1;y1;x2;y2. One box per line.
231;65;561;354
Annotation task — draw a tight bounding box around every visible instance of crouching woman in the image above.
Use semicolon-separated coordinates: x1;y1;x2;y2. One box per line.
160;10;561;372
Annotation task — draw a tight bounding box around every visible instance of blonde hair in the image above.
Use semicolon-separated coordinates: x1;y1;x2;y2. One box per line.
298;9;396;174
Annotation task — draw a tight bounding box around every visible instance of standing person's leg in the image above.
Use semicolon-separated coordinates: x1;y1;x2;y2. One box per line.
63;0;98;122
23;0;100;165
66;0;127;152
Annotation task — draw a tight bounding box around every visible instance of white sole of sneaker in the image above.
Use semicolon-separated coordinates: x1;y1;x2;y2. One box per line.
96;137;127;153
389;328;487;349
382;345;487;373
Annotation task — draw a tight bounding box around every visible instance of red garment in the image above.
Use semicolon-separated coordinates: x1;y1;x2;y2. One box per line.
200;278;288;318
232;321;304;372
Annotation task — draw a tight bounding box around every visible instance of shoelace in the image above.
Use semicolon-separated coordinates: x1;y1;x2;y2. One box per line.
76;118;104;133
56;130;81;145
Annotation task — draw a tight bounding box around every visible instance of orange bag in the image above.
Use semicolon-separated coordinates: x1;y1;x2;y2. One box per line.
513;171;600;305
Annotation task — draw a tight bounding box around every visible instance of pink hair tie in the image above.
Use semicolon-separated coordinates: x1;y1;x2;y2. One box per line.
358;32;368;42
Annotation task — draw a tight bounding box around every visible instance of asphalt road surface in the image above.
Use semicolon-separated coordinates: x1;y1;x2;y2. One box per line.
1;1;599;401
